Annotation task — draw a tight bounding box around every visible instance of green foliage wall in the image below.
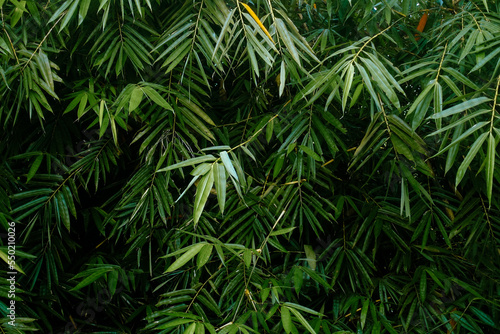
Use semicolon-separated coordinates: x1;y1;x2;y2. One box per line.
1;0;500;333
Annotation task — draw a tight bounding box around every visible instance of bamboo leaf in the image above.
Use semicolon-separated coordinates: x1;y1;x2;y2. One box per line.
178;96;215;126
0;249;25;274
281;306;292;334
276;18;300;65
470;47;500;72
157;319;195;329
299;145;321;162
419;270;427;301
287;307;317;334
165;243;206;273
283;302;321;316
304;245;316;270
212;9;235;59
279;60;286;97
360;298;369;329
56;192;71;232
79;0;91;25
70;267;115;291
196;244;213;269
270;227;296;236
220;151;238;181
157;155;216;172
27;154;43;183
142;86;172;110
193;169;214;225
456;132;488;186
129;86;143;112
429;97;491;119
342;64;354;111
184;323;197;334
59;0;80;32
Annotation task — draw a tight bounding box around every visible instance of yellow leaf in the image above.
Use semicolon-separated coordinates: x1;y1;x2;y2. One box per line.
240;2;274;44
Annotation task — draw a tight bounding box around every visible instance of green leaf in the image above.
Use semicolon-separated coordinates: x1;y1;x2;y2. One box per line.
184;323;197;334
57;192;71;232
279;60;286;97
142;86;172;110
429;97;491;119
129;86;143;112
157;155;216;172
360;298;369;329
213;163;227;214
470;306;495;327
342;64;354;111
266;118;274;143
281;306;292;334
193;169;214;225
283;302;321;316
419;270;427;301
201;145;231;152
270;227;296;236
196;244;213;269
70;267;115;291
79;0;91;25
59;0;80;32
445;122;464;173
456;132;488;186
273;153;286;178
300;266;331;291
165;243;206;273
157;319;195;329
276;18;300;65
195;323;206;334
243;248;252;268
178;96;215;126
220;151;238;181
287;307;317;334
27;154;43;183
212;8;236;58
470;47;500;72
356;63;381;111
299;145;321;162
0;249;25;274
293;267;303;295
304;245;316;270
450;278;483;299
10;188;52;200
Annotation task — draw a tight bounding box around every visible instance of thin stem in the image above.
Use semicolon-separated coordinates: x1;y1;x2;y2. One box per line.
435;42;448;82
489;75;500;134
22;12;65;72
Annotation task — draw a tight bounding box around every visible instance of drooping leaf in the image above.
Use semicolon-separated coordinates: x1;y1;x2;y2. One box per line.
165;243;206;273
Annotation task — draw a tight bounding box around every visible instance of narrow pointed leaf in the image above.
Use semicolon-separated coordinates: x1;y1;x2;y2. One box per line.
220;151;238;181
165;243;206;273
193;169;214;225
157;155;216;172
27;154;43;183
456;132;488;186
214;163;227;214
287;307;317;334
429;97;491;119
196;244;213;269
342;64;354;111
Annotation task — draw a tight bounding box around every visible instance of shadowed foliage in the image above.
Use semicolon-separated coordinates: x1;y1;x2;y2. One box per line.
1;0;500;333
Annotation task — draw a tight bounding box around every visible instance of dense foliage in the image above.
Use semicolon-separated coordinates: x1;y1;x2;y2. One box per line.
1;0;500;333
